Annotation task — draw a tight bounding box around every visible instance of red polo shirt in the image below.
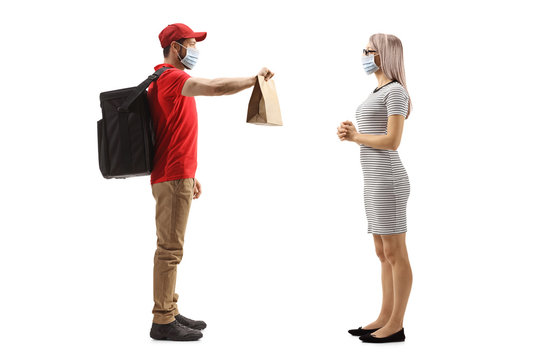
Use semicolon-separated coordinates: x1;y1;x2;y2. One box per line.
147;63;198;185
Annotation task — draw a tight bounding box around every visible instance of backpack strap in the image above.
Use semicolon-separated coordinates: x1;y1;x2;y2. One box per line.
117;66;172;112
116;66;172;174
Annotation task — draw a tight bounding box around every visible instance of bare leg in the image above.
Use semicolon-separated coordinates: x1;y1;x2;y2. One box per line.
371;232;413;338
363;234;394;329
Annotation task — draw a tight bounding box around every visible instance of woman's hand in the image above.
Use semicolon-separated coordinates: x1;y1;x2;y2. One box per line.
337;121;358;142
193;178;202;199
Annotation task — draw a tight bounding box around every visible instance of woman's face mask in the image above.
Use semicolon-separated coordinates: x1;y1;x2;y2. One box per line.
362;53;379;75
177;42;199;70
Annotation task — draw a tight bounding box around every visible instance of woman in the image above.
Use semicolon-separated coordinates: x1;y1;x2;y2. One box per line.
337;34;413;343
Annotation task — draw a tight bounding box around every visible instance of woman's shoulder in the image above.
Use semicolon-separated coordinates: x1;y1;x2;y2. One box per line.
382;81;409;98
385;81;405;90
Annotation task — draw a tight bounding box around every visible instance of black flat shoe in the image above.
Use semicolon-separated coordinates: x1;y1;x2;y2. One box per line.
360;328;405;343
348;326;381;336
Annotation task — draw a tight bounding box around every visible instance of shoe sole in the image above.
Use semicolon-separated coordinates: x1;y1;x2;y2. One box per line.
361;339;405;343
150;332;203;341
360;335;405;343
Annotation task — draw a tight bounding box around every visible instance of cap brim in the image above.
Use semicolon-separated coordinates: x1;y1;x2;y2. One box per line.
191;31;207;41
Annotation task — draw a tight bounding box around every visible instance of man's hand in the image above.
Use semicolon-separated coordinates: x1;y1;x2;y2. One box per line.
258;67;275;81
193;178;202;199
337;121;359;142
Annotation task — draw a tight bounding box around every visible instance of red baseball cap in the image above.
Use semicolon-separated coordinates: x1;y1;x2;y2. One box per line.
158;23;207;48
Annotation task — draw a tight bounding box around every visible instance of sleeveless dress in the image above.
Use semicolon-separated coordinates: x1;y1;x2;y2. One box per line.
355;81;410;235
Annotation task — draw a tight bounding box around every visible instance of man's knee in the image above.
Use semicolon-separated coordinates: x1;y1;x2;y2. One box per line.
155;247;183;264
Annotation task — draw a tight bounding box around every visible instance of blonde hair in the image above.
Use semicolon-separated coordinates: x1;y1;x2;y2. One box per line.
369;33;412;119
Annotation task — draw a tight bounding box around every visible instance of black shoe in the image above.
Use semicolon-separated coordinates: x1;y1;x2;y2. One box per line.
348;326;381;336
150;319;203;341
175;313;207;330
360;328;405;343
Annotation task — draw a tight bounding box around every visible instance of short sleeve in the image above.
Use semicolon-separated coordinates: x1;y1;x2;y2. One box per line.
384;87;409;117
171;69;191;96
161;69;191;97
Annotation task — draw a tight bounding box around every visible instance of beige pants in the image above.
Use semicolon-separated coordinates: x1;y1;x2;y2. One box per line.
151;178;195;324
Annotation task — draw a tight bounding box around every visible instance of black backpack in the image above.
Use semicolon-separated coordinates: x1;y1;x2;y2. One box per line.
97;66;172;179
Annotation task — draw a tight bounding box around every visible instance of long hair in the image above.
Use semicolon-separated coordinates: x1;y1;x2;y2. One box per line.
369;33;412;119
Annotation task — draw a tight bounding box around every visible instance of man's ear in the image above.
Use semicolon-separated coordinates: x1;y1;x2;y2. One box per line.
171;41;181;56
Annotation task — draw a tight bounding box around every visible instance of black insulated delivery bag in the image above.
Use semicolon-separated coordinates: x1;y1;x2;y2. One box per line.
97;66;171;179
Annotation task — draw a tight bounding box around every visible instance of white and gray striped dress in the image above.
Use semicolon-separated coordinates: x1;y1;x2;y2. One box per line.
355;80;410;235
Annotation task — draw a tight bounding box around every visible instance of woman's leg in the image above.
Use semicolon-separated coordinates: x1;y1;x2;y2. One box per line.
370;232;413;337
363;234;394;329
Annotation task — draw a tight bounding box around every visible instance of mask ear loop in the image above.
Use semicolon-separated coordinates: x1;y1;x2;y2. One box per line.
176;42;186;61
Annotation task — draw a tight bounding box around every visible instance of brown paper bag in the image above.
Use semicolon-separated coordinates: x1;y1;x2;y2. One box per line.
246;75;283;126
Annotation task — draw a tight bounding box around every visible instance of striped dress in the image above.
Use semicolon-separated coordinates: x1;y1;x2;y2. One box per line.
355;80;410;235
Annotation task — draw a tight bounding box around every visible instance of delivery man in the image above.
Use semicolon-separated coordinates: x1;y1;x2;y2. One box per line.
147;23;274;341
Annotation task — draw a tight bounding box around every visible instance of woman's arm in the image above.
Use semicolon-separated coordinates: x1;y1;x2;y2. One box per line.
337;115;405;150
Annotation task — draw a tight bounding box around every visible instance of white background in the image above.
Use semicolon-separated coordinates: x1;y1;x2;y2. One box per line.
1;0;539;358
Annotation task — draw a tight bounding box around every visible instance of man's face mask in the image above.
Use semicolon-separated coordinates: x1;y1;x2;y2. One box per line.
177;42;199;70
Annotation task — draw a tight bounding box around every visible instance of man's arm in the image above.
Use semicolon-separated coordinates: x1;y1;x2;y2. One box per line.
181;67;274;97
181;76;256;96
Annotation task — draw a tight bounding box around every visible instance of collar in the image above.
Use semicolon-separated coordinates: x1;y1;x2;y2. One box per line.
154;63;176;71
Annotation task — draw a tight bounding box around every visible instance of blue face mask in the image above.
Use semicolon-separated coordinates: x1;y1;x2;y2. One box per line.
177;42;199;70
362;54;379;75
